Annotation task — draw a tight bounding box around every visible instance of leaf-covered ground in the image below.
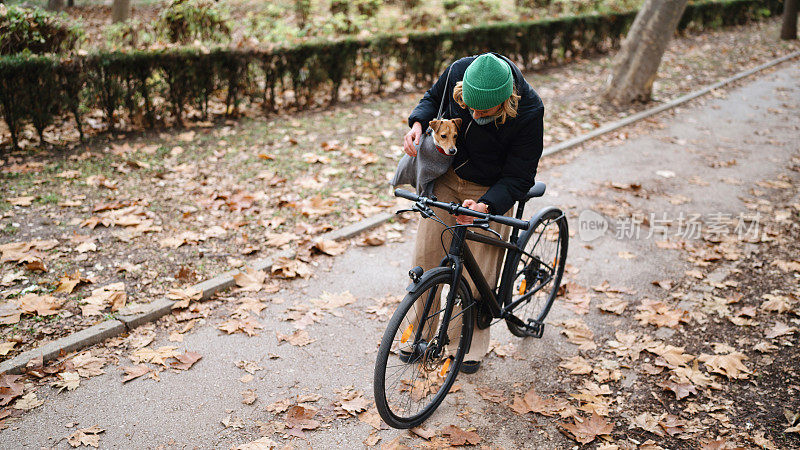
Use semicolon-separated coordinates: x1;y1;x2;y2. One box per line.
1;18;797;362
0;44;797;448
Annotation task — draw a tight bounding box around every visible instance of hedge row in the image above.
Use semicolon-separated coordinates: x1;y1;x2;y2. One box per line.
0;0;782;150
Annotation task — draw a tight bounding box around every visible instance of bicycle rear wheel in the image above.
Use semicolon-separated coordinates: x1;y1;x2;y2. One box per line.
505;208;568;337
374;271;473;429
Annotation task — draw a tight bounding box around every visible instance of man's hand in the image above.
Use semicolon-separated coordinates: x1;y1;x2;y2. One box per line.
403;122;423;157
456;199;489;225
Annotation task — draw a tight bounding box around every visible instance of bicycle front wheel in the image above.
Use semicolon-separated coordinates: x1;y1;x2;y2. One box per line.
505;208;568;337
373;271;473;429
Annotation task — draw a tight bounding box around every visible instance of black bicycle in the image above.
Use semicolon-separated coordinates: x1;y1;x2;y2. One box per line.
373;183;568;429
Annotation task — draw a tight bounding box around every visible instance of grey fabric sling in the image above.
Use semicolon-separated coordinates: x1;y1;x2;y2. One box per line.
390;66;454;197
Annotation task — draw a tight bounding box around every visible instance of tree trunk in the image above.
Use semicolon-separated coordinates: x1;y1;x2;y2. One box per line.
112;0;131;23
67;0;75;7
604;0;689;103
46;0;65;12
781;0;798;40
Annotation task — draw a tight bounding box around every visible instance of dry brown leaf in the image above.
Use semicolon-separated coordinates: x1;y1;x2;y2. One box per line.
313;239;347;256
18;293;64;316
121;364;150;383
698;352;750;379
80;282;126;315
0;341;17;356
233;267;268;291
71;352;106;377
442;425;481;446
358;408;382;429
598;296;628;315
560;413;613;444
765;322;797;339
170;351;202;370
477;387;506;403
271;257;312;279
52;372;81;392
264;232;298;248
130;346;180;366
658;381;697;400
241;389;257;405
235;436;281;450
276;329;315;346
0;374;25;406
68;425;104;448
55;270;91;294
559;355;593;375
411;426;436;439
310;291;357;314
635;299;688;328
556;319;596;350
13;392;44;410
168;287;203;309
218;316;264;336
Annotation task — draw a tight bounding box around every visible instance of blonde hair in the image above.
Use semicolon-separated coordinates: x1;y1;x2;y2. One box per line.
453;81;520;125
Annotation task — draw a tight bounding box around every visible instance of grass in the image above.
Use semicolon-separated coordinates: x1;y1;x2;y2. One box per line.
35;193;60;205
1;223;20;235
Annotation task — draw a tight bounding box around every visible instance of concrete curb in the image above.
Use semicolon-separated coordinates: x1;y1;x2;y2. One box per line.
2;51;797;375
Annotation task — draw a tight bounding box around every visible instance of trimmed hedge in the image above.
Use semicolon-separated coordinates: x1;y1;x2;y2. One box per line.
0;0;782;150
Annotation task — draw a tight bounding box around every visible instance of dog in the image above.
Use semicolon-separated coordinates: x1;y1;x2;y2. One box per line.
391;118;462;197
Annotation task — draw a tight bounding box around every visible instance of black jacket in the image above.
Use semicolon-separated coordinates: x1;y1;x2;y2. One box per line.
407;53;544;215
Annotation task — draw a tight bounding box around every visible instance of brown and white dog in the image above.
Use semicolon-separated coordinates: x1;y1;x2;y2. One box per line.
391;118;462;197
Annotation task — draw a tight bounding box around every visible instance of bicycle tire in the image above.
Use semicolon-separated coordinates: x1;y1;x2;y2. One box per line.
505;208;568;337
373;271;473;429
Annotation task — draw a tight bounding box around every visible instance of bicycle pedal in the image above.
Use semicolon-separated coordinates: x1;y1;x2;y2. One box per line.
527;322;544;338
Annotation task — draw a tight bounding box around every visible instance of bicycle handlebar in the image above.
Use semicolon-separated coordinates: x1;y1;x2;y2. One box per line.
394;188;530;230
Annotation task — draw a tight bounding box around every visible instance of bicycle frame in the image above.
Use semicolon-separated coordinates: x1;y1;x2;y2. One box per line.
424;224;555;351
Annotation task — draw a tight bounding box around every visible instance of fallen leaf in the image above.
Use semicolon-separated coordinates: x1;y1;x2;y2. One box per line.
559;355;593;375
477;387;506;403
52;372;81;392
13;392;44;410
68;425;104;448
170;351;202;370
130;346;180;366
218;316;264;336
235;437;281;449
241;389;257;405
442;424;481;446
560;413;613;444
698;352;750;379
18;293;64;316
276;329;315;346
313;239;347;256
658;381;697;400
167;287;203;309
233;267;268;291
765;322;797;339
71;352;106;377
121;364;150;382
271;257;312;279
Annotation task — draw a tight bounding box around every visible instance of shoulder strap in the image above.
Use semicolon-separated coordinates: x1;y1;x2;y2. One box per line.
435;65;452;121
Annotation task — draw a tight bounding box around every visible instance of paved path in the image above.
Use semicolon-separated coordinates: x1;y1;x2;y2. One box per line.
2;62;798;449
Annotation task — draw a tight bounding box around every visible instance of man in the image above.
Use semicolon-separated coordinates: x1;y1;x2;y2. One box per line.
402;52;544;373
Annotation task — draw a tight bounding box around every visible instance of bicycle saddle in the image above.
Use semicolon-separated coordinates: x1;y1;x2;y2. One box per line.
525;181;546;200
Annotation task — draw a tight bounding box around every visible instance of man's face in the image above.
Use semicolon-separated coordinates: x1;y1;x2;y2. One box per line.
469;104;502;125
469;104;502;120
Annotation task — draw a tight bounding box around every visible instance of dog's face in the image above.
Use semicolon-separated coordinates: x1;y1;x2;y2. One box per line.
429;118;461;156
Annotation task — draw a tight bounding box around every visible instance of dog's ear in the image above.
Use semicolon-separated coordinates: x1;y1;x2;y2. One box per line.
429;119;440;131
452;118;462;131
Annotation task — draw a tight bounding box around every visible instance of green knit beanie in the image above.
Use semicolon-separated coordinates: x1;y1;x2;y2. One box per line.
462;53;513;110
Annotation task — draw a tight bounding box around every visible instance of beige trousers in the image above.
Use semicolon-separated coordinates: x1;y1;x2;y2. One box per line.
411;167;511;362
